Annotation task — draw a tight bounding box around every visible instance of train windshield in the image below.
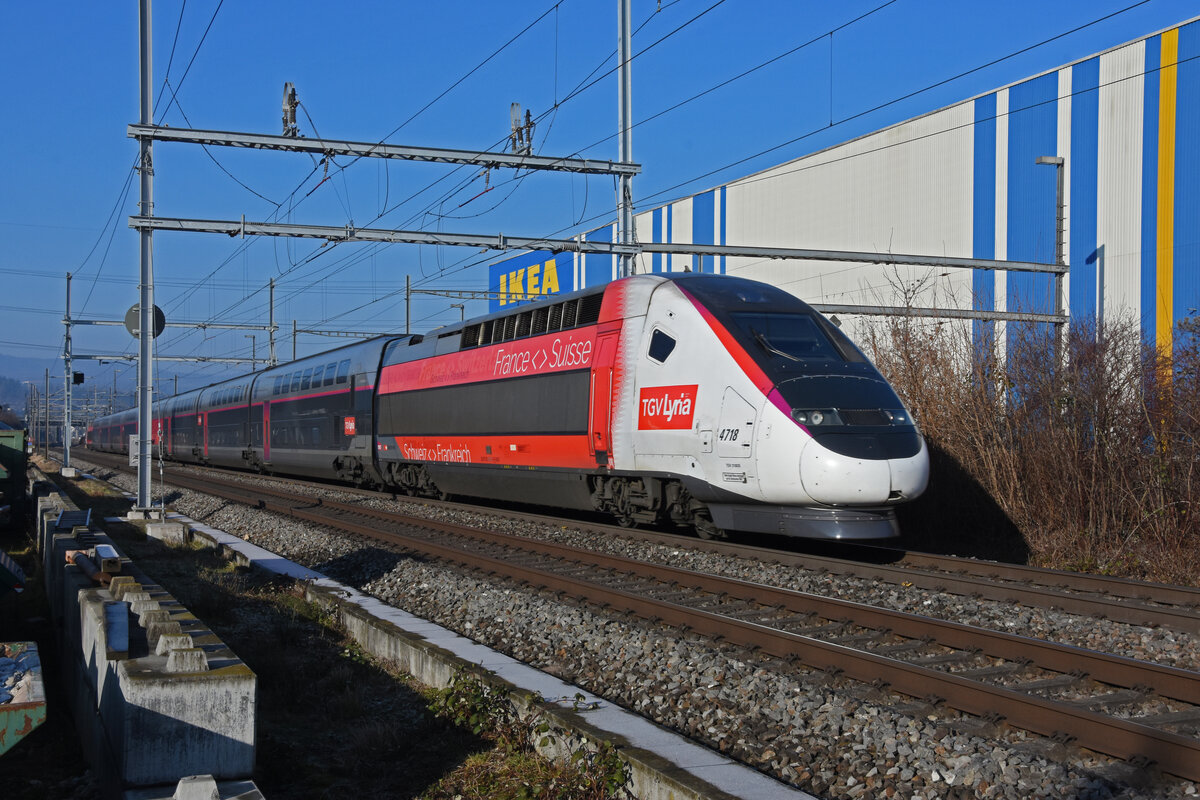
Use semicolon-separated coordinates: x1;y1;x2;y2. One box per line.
675;274;889;389
734;312;844;365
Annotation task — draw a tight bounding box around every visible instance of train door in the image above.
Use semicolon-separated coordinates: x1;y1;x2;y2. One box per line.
263;402;272;462
589;332;619;466
717;388;755;459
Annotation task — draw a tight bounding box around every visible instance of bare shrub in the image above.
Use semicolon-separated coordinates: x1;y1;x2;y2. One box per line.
863;306;1200;585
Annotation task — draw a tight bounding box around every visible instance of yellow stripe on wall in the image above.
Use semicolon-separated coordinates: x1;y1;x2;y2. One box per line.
1157;29;1178;358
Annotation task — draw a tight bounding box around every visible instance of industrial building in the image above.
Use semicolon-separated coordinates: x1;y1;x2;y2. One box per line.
489;15;1199;355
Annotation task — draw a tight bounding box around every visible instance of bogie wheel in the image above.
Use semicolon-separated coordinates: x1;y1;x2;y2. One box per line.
693;509;727;541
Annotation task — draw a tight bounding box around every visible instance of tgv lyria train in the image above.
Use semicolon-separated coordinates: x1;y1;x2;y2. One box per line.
89;274;929;539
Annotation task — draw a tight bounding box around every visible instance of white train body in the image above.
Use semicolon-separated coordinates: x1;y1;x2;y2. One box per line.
598;275;928;538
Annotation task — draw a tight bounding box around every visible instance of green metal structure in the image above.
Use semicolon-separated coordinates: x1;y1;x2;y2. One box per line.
0;642;46;756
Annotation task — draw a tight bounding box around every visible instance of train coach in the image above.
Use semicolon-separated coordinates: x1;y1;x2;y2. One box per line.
89;274;928;539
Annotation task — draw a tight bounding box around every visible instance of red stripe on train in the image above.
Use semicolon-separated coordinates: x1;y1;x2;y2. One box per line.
379;327;599;394
385;434;594;469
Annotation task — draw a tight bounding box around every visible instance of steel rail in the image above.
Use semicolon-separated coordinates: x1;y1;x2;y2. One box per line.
597;528;1200;633
80;449;1199;629
161;465;1199;704
829;541;1200;610
141;466;1200;781
511;539;1200;706
423;502;1200;616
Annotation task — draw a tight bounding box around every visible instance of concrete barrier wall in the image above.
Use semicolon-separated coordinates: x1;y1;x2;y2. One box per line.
30;477;258;799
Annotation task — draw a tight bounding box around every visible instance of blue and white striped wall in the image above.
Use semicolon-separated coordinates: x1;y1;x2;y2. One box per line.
488;16;1200;353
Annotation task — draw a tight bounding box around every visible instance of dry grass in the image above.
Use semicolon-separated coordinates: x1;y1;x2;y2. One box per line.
865;310;1200;585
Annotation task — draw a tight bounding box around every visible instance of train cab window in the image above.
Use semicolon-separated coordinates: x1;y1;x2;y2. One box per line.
648;329;677;364
301;369;313;390
336;360;351;384
733;312;842;363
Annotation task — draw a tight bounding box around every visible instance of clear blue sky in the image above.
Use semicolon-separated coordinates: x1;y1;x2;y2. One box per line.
1;0;1193;402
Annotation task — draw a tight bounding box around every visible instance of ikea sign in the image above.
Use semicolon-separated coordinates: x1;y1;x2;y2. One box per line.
488;250;573;312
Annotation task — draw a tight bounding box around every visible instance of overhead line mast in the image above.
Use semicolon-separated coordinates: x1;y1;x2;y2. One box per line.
135;0;155;514
617;0;634;277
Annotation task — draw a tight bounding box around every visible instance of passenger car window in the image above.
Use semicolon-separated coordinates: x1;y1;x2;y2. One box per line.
324;363;336;386
336;360;351;384
648;329;677;363
301;368;313;390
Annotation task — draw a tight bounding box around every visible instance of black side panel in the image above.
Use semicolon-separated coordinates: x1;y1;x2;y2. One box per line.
270;392;350;450
378;370;590;436
426;465;595;509
207;407;249;448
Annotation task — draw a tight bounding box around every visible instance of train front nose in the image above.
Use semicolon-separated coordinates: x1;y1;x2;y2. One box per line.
798;433;928;505
798;438;892;504
781;376;929;505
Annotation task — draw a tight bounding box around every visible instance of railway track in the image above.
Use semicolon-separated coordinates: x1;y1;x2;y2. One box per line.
81;449;1200;633
83;454;1200;782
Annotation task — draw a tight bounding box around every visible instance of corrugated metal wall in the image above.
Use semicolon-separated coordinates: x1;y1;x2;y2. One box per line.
488;17;1200;350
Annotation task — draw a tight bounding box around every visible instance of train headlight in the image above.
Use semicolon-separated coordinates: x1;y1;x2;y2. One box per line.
792;408;842;426
885;409;909;424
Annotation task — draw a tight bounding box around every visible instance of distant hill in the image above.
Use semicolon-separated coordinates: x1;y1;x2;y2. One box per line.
0;374;31;417
0;352;61;384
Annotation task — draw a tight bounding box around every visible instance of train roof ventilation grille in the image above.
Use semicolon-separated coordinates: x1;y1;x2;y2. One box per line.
531;306;549;335
577;294;602;326
456;290;604;351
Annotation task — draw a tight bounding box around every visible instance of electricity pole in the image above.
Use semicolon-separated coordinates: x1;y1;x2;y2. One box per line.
269;277;277;365
136;0;156;512
63;272;75;475
616;0;634;277
44;369;50;456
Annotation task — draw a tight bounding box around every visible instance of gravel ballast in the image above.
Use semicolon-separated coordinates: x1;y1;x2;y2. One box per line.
81;459;1200;800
